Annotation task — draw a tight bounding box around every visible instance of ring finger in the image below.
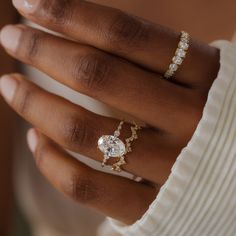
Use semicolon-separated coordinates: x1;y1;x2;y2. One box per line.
0;74;179;184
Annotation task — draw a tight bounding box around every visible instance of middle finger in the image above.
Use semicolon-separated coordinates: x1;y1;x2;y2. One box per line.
12;0;220;86
0;25;200;136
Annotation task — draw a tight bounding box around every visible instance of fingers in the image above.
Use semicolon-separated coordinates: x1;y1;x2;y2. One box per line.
0;25;202;134
0;74;178;184
12;0;220;86
27;129;157;224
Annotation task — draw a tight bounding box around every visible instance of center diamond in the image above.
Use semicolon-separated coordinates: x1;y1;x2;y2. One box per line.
98;135;126;158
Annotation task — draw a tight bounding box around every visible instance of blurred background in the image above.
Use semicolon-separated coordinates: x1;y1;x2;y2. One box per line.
0;1;32;235
0;1;235;236
0;2;20;236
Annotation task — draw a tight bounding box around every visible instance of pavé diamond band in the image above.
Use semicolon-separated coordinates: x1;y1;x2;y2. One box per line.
97;121;141;172
164;31;190;79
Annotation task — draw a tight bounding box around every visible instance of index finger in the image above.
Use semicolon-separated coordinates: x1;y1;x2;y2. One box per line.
12;0;219;87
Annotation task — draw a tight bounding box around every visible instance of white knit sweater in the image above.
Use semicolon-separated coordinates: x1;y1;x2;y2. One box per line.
103;40;236;236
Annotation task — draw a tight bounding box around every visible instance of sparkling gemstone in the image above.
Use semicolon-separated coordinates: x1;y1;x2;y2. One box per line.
181;35;189;42
181;32;189;38
98;135;126;158
172;56;183;65
176;49;186;57
181;37;189;44
169;63;178;71
114;130;120;137
179;41;189;50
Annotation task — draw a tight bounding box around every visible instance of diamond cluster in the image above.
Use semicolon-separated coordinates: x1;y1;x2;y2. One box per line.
164;31;190;79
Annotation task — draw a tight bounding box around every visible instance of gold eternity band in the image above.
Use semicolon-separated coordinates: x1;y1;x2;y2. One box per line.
164;31;190;79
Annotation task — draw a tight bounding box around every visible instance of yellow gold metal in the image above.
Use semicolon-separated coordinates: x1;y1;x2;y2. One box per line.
111;122;141;172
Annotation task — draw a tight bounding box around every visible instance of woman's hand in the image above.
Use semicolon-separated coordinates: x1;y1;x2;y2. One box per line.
0;0;219;224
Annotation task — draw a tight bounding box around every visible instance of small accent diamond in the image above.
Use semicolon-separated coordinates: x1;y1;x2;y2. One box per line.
179;41;189;50
181;31;190;40
114;130;120;137
173;56;183;65
181;37;189;44
176;49;186;57
169;63;178;71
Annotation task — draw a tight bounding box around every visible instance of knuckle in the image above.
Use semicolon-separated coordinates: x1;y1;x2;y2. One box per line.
62;116;93;149
105;11;148;49
14;85;34;116
71;53;113;93
40;0;73;26
66;174;100;203
18;30;43;63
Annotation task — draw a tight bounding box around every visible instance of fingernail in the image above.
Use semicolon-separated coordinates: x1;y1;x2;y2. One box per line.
0;25;22;52
27;129;39;153
0;75;18;103
13;0;40;13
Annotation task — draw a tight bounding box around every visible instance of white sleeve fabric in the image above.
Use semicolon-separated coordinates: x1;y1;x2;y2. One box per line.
107;40;236;236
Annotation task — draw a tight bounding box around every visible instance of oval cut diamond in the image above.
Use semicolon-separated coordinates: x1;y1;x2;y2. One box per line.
98;135;126;158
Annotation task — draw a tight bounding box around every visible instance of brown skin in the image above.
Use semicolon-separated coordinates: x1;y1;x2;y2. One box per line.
0;0;229;225
94;0;236;42
31;132;157;224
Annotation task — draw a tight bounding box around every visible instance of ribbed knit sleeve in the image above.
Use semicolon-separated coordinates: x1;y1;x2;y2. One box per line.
107;40;236;236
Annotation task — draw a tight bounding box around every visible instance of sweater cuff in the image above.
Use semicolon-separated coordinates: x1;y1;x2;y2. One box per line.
108;40;236;235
